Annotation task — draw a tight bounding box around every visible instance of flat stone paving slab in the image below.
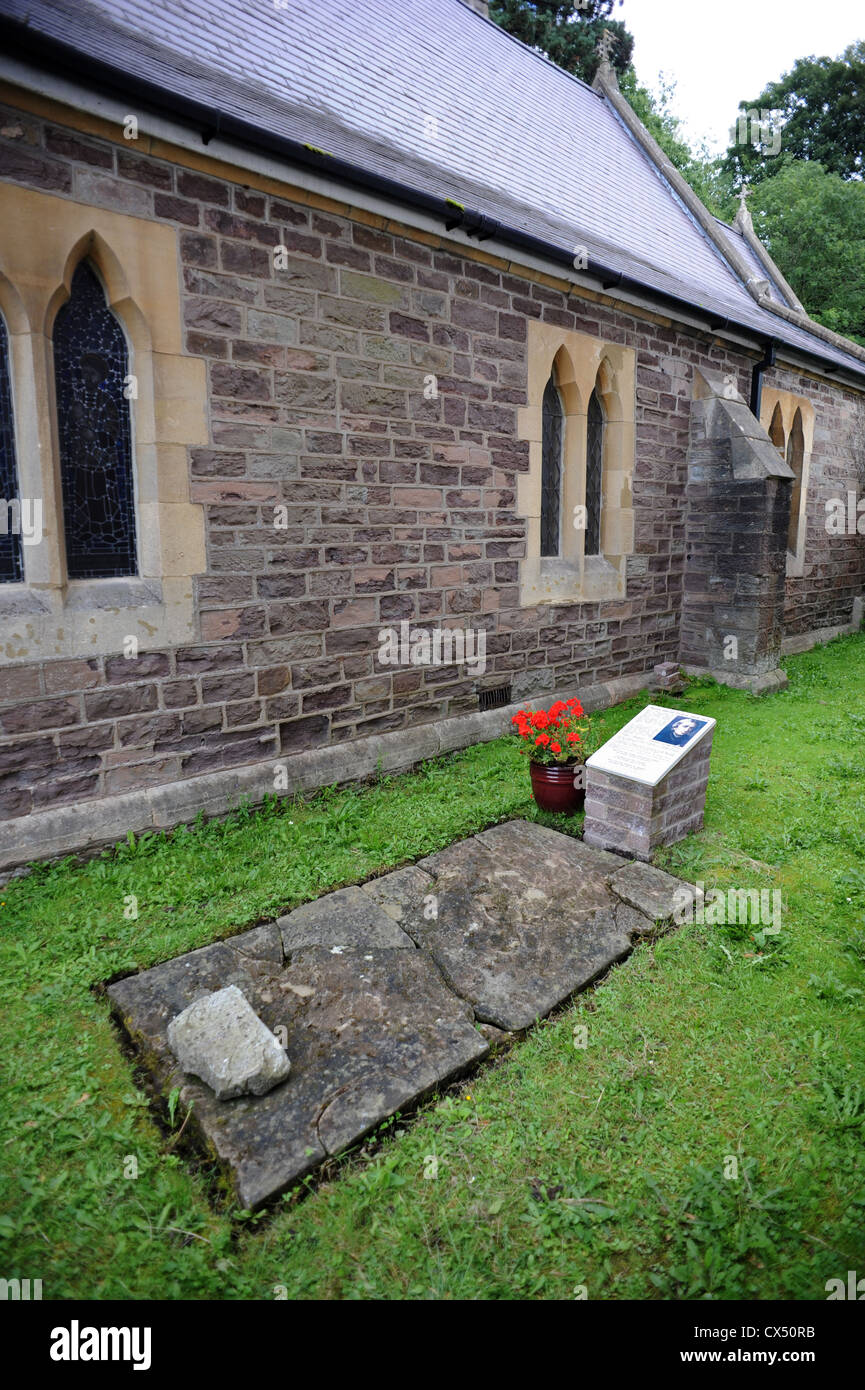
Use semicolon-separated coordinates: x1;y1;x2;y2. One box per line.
411;822;643;1029
608;860;700;923
108;821;695;1207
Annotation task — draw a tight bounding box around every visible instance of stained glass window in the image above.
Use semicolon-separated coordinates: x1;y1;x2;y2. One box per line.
0;313;23;584
786;407;804;554
585;387;605;556
540;371;563;556
53;261;137;579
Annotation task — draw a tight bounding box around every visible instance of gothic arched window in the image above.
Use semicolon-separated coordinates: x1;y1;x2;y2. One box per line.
768;401;785;454
585;386;605;556
0;312;23;584
540;369;563;556
786;407;805;554
53;261;137;579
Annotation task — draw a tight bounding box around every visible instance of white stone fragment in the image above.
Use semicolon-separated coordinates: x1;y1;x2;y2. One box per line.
166;985;290;1100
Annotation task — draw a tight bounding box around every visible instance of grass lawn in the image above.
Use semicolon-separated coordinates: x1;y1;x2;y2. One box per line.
2;635;865;1300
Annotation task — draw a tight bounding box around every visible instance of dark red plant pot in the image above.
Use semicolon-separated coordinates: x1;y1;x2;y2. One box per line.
529;760;586;816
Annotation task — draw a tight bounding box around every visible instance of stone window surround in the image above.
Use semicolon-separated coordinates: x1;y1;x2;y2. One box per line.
516;319;636;607
0;182;207;663
759;385;815;579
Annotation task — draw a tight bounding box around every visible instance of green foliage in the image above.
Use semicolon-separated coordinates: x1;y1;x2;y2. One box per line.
746;159;865;344
621;43;865;347
724;42;865;188
489;0;632;85
648;1160;792;1299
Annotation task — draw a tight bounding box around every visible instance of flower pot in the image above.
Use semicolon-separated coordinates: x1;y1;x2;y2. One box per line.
530;760;586;816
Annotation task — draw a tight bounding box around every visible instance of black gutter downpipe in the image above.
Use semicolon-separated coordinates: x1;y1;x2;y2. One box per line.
750;339;776;417
0;16;855;385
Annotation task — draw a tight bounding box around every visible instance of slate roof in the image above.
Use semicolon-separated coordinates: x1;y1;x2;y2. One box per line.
713;219;796;310
2;0;863;379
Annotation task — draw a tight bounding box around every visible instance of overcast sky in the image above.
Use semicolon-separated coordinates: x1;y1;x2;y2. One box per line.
623;0;863;153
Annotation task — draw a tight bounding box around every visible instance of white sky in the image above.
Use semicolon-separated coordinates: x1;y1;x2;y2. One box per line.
623;0;864;153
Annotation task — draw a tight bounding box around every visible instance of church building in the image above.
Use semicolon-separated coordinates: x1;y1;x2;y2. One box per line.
0;0;863;871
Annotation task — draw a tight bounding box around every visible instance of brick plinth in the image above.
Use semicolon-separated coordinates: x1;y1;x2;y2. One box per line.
583;729;713;861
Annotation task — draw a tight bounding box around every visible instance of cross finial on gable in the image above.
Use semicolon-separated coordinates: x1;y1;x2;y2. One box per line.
735;184;754;234
596;28;616;65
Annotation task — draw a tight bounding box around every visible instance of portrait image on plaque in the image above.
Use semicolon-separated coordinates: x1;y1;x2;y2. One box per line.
652;715;708;748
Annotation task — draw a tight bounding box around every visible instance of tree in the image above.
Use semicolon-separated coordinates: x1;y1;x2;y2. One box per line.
724;41;865;188
747;161;865;345
489;0;633;85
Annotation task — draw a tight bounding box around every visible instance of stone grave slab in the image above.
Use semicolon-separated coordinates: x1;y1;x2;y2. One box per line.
278;885;413;952
409;822;641;1029
108;820;697;1206
609;860;700;923
109;932;486;1209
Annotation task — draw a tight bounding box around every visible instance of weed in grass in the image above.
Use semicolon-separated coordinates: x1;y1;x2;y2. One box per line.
648;1159;791;1300
807;972;863;1005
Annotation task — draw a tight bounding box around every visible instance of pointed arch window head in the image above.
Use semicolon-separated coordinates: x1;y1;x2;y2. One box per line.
585;386;605;557
0;313;23;584
540;369;564;557
53;260;137;580
786;407;805;554
768;401;785;454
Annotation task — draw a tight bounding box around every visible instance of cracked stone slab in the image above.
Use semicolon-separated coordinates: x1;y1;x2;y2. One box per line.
474;820;626;878
225;923;284;963
609;861;698;923
167;984;291;1099
612;901;659;939
360;865;434;923
109;936;486;1209
414;821;636;1030
278;885;414;952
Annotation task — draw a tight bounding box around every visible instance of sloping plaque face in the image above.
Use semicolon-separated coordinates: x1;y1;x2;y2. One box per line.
586;705;716;787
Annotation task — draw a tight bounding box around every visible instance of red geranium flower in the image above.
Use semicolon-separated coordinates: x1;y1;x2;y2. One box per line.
511;695;592;770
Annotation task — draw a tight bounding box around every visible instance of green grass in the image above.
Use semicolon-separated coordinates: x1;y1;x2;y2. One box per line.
2;636;865;1300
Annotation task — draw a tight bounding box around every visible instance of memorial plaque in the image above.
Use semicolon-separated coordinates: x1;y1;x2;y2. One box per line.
583;705;715;860
586;705;715;787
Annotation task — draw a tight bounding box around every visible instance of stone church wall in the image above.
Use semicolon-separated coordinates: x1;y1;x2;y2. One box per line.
0;93;862;831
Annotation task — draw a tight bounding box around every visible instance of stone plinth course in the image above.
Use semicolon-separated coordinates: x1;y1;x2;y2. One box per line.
108;821;698;1208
